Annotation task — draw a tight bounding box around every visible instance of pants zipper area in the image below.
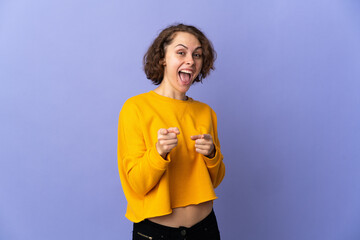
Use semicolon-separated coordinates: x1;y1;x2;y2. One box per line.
137;232;153;240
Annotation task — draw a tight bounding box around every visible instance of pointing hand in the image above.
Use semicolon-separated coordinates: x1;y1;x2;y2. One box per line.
156;127;180;158
190;134;215;158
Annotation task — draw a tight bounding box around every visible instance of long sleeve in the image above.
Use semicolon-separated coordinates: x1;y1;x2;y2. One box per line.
202;109;225;188
118;100;170;196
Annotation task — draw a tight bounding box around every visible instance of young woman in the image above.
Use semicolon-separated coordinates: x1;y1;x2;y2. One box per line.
118;23;225;240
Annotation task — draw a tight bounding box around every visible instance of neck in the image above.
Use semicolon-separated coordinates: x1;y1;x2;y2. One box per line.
154;82;188;101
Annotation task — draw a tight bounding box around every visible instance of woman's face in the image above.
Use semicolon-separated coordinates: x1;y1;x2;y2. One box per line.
162;32;203;94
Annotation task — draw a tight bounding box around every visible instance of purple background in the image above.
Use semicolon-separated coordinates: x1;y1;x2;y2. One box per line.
1;0;360;239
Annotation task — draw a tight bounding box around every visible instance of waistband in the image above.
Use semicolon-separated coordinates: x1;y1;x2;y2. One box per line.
142;208;216;234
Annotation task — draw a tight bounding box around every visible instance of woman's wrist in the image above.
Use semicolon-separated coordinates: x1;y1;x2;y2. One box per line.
156;142;168;159
205;145;216;158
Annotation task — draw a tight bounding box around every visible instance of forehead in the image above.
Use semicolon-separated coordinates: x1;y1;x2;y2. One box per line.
170;32;201;48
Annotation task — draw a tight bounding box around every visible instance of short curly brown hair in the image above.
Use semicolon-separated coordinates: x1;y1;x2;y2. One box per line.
143;23;216;85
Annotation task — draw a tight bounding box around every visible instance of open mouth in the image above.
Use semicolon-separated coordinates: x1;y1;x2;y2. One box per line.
178;70;193;85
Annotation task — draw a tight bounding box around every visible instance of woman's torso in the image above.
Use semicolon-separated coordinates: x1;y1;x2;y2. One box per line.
148;200;213;228
119;92;223;222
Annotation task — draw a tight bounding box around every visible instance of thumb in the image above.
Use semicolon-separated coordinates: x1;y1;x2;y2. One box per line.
190;135;202;140
168;127;180;135
159;128;169;135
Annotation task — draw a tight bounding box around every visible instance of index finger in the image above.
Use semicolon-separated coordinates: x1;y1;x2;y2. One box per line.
191;134;212;141
202;134;212;140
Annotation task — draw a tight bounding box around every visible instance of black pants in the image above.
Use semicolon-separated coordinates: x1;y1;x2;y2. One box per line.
133;209;221;240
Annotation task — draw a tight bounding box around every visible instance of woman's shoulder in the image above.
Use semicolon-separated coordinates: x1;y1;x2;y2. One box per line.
120;92;151;115
122;92;152;107
126;91;151;102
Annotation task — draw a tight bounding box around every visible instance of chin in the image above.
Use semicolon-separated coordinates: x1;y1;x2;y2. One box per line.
177;80;194;92
177;84;191;93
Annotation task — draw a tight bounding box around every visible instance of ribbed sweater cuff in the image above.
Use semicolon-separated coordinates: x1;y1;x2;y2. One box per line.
203;144;222;167
149;146;171;170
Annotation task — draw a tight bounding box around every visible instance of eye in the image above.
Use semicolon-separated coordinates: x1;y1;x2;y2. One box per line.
177;51;185;56
193;53;202;59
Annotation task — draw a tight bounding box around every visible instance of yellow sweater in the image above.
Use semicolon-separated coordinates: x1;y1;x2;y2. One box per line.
117;91;225;223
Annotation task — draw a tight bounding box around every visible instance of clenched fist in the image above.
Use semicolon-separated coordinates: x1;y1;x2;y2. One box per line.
156;127;180;159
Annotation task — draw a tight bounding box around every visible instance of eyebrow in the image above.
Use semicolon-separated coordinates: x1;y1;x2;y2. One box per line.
175;44;202;50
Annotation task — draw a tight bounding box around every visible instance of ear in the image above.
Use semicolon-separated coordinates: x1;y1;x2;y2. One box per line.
159;59;166;66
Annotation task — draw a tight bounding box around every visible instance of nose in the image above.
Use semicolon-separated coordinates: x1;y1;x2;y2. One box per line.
186;55;194;66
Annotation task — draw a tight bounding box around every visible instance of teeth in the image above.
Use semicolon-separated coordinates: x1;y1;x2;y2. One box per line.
180;70;193;74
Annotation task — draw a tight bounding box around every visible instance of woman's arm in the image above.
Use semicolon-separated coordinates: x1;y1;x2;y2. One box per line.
202;109;225;188
118;101;170;196
190;109;225;188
